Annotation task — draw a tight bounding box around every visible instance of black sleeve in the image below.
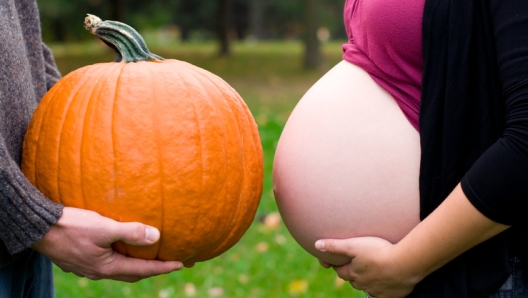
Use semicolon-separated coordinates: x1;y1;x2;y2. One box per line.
461;0;528;225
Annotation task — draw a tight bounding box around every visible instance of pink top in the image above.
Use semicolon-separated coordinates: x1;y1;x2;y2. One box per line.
342;0;424;131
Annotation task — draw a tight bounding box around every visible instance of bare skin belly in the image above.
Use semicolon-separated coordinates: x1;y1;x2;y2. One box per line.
272;61;421;266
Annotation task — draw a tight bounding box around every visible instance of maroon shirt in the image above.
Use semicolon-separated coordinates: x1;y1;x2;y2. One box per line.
342;0;424;131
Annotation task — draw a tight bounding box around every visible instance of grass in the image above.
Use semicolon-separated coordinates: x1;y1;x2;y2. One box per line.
49;39;364;298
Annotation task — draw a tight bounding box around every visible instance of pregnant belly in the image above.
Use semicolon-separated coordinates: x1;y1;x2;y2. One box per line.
272;61;420;266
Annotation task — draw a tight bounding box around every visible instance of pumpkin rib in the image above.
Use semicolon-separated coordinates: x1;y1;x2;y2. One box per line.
222;84;263;254
111;63;126;208
193;64;241;260
110;62;131;257
145;61;166;260
187;68;231;259
154;61;198;261
33;80;63;197
35;66;94;201
184;63;233;260
184;70;206;260
193;76;252;261
23;77;62;187
185;67;244;261
183;69;232;261
57;66;103;206
79;65;112;210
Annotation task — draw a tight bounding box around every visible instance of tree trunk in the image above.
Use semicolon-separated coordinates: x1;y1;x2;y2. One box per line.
217;0;231;56
110;0;125;22
52;18;66;42
302;0;323;69
249;0;265;39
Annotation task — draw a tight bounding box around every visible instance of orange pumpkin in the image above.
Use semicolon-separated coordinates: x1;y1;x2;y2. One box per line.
21;15;263;265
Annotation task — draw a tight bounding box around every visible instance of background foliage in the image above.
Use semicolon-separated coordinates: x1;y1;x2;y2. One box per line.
38;0;346;42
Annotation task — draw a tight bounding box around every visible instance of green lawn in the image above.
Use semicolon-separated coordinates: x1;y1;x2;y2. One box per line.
49;40;364;298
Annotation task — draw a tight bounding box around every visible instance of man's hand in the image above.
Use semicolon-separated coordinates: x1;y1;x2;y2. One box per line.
32;207;184;282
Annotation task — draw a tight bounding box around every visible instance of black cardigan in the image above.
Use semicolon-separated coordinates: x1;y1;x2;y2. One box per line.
415;0;528;297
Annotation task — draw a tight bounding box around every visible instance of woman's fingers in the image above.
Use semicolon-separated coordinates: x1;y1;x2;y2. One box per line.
315;239;356;257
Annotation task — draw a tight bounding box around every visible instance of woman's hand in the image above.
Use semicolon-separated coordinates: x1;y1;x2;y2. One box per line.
316;237;417;298
32;207;185;282
315;184;511;298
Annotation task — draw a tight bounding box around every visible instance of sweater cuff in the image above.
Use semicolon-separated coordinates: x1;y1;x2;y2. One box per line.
0;169;63;255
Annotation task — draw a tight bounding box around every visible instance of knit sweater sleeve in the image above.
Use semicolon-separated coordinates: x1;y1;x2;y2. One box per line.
0;42;63;258
0;139;63;257
461;0;528;225
0;0;64;267
41;42;62;93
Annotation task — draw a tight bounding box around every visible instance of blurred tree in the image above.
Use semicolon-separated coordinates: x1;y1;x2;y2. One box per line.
109;0;125;21
217;0;231;56
233;0;249;40
176;0;200;41
38;0;346;54
248;0;265;39
302;0;323;69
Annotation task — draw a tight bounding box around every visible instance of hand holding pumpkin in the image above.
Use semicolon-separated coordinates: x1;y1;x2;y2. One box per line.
315;237;416;298
32;207;184;282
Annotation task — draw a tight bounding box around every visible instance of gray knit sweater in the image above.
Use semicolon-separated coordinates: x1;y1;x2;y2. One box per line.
0;0;63;267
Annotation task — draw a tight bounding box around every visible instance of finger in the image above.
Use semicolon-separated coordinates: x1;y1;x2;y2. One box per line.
105;253;183;279
315;239;355;257
348;280;367;293
107;221;161;247
318;259;332;269
333;265;355;281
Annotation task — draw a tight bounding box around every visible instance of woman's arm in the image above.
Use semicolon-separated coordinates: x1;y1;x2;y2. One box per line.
316;184;509;298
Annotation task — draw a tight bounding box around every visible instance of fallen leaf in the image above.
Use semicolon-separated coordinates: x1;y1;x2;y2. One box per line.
288;279;308;295
122;287;132;296
335;277;346;288
77;278;88;288
275;234;286;245
264;212;281;229
184;283;196;297
158;287;175;298
238;274;249;284
255;242;269;253
208;287;224;297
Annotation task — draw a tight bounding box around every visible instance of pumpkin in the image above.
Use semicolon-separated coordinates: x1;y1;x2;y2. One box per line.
21;15;263;265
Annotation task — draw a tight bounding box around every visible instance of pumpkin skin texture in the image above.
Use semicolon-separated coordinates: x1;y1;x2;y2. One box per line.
21;16;263;265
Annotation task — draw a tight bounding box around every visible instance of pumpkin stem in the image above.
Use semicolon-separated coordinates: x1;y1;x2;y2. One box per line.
84;14;163;62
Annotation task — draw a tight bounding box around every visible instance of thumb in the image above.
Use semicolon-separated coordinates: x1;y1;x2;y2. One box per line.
315;238;355;257
111;222;161;246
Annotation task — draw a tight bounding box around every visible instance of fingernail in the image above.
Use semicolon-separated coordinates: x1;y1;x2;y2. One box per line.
315;240;326;252
146;227;160;243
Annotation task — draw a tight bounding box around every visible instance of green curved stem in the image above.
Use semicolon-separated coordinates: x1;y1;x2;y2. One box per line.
84;14;163;62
